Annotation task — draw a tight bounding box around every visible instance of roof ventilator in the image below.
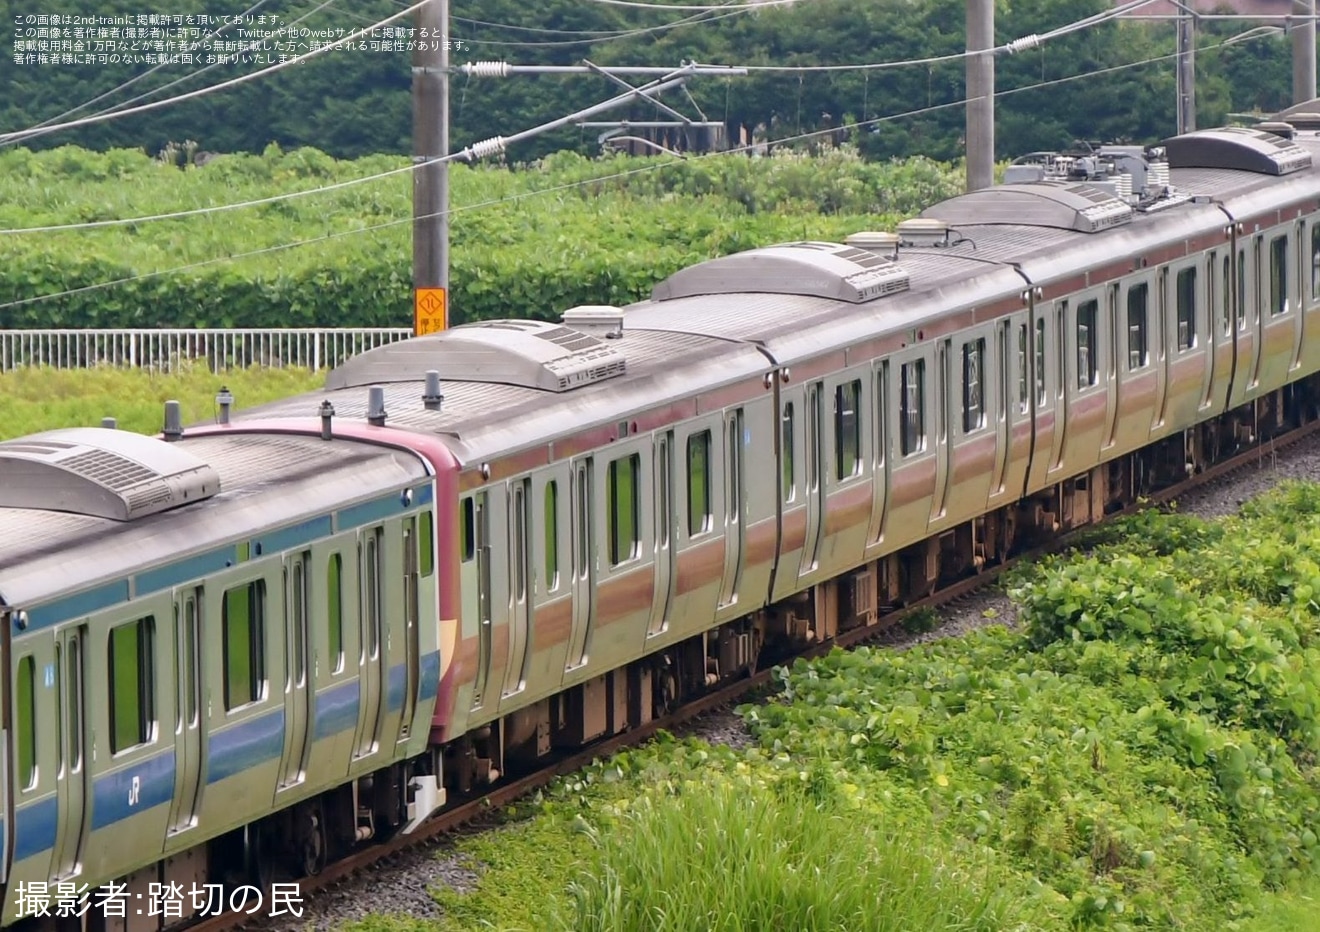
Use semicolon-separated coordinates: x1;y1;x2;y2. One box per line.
0;427;221;521
423;370;445;411
562;305;624;339
367;386;387;426
1163;126;1312;176
163;401;183;442
650;241;910;304
101;417;116;430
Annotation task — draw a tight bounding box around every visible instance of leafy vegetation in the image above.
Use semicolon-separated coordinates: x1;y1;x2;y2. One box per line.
0;364;323;439
365;485;1320;931
0;145;960;330
1;0;1303;162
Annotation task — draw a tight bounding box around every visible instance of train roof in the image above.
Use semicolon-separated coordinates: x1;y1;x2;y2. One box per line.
0;430;429;612
232;121;1320;469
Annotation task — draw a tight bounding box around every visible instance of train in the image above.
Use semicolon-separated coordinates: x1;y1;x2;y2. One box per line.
7;102;1320;930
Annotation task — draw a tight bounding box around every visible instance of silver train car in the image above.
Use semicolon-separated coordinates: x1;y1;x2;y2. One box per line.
5;108;1320;930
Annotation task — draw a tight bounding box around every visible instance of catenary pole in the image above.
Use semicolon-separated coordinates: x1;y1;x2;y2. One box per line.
1294;0;1317;105
1176;8;1196;134
965;0;994;192
412;0;449;335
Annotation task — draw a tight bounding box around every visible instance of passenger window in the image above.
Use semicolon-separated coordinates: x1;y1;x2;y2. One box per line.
1076;301;1099;388
1238;251;1247;330
1271;235;1289;315
687;431;711;535
834;380;861;479
420;510;434;578
962;338;986;431
1035;318;1047;405
460;498;475;562
544;481;559;590
16;656;35;790
1312;224;1320;302
109;616;154;753
900;360;926;456
327;554;344;673
1222;256;1232;336
222;581;265;710
781;405;795;502
607;454;641;565
1176;268;1197;351
1017;324;1028;414
1127;284;1149;370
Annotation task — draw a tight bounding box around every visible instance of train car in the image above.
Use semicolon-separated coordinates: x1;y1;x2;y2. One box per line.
7;110;1320;931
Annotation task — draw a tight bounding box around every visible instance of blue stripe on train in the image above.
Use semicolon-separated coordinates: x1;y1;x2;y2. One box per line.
206;707;286;784
11;650;442;860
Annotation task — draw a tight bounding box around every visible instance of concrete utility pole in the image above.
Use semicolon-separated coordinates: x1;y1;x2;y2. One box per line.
1294;0;1317;105
1176;9;1196;134
965;0;994;192
412;0;449;336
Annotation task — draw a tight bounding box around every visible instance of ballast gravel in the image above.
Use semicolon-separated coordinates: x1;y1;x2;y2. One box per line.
272;430;1320;930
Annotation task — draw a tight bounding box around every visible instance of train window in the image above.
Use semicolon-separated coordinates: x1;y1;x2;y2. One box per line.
364;533;381;661
962;339;985;431
544;481;559;590
460;498;475;562
222;581;265;711
900;360;925;456
420;511;434;578
1238;251;1247;330
687;431;711;536
16;655;35;790
1017;324;1028;414
1312;225;1320;302
1271;235;1289;315
835;380;861;479
608;454;641;566
1034;318;1047;405
1222;256;1232;337
1127;284;1149;370
109;616;154;753
1076;301;1098;388
1176;268;1197;351
327;554;344;673
781;405;795;502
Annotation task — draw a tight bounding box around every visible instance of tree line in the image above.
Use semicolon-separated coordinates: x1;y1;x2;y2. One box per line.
0;0;1307;163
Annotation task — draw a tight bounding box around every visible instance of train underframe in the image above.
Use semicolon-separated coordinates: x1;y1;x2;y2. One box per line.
45;375;1320;932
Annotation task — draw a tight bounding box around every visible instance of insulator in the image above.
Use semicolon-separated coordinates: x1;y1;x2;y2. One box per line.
1004;35;1041;55
465;137;507;160
465;61;510;78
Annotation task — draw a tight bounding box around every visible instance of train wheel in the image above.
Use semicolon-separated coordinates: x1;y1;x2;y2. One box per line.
296;805;327;877
245;823;277;891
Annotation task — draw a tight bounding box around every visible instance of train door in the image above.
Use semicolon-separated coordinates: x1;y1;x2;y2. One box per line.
400;517;422;738
501;479;531;698
799;382;825;577
1201;252;1219;409
717;408;745;607
991;322;1013;487
866;362;891;545
930;340;952;520
277;554;312;787
468;492;493;708
648;431;676;637
1294;218;1307;372
353;527;385;758
566;457;595;670
50;625;87;880
167;588;204;834
1248;235;1265;389
1047;303;1068;470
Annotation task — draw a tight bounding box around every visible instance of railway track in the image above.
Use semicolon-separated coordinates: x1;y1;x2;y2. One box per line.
189;416;1320;932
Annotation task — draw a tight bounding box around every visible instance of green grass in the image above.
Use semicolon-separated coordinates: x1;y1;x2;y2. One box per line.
1246;874;1320;931
0;364;324;440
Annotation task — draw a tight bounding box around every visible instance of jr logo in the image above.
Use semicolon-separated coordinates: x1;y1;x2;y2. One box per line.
128;775;140;807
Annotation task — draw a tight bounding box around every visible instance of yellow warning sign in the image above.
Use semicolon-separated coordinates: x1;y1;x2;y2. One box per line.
414;288;448;336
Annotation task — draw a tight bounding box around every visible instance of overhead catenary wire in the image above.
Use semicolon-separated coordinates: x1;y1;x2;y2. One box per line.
0;29;1277;314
